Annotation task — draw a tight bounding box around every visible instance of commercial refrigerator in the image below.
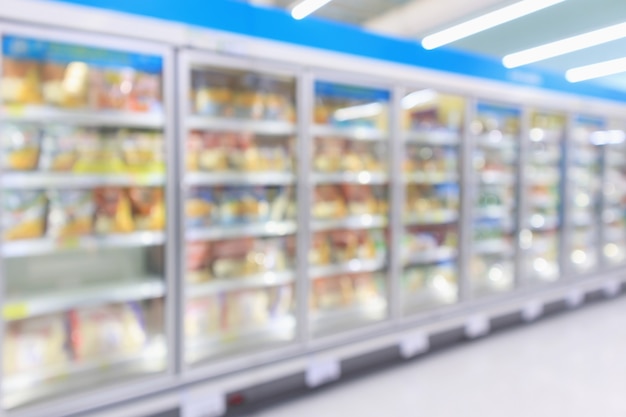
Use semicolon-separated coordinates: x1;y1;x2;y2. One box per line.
179;51;299;365
400;89;463;315
309;80;389;337
520;111;566;285
567;116;604;275
469;102;520;296
0;26;172;410
598;122;626;267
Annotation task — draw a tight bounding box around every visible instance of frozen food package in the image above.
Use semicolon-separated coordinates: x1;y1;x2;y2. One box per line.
353;273;383;304
89;68;137;111
192;70;233;116
73;132;125;174
268;186;291;222
42;61;89;108
38;126;83;172
1;58;42;104
47;189;94;238
3;314;69;376
240;187;270;223
268;285;293;319
314;138;344;172
404;267;426;292
313;185;347;219
312;275;354;311
310;232;333;266
185;296;221;339
341;184;379;216
186;187;217;229
132;71;162;113
93;187;135;234
186;132;204;172
128;187;166;230
69;303;147;361
186;241;212;283
199;132;229;171
1;124;41;171
219;187;245;224
244;238;288;276
121;130;165;174
3;190;47;240
225;289;269;332
211;238;255;279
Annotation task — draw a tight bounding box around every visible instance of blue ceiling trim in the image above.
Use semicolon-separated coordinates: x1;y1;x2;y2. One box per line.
44;0;626;102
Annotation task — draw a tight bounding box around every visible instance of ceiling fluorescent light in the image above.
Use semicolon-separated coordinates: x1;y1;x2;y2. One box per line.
503;21;626;68
402;89;438;109
421;0;564;50
291;0;333;20
566;57;626;83
590;130;625;145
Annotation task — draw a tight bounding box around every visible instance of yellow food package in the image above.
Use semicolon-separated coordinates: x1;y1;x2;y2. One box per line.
3;190;47;241
2;124;41;171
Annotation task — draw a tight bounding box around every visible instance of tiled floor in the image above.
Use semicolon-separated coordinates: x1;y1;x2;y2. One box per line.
251;298;626;417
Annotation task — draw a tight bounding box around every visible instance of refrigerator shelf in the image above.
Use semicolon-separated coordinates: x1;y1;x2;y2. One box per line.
2;231;166;258
403;246;458;266
404;129;460;146
311;300;387;330
186;220;297;241
3;278;165;321
187;116;296;136
1;106;165;129
404;172;459;184
312;124;387;141
475;133;517;149
309;257;386;279
404;210;459;226
474;239;514;256
480;171;515;185
186;270;295;298
186;171;295;186
185;316;296;363
526;171;560;185
311;172;388;185
475;205;512;219
4;345;165;410
1;172;166;189
311;215;388;232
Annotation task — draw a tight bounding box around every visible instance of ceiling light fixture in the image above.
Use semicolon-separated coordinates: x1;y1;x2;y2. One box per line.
421;0;565;50
503;21;626;68
291;0;333;20
566;56;626;83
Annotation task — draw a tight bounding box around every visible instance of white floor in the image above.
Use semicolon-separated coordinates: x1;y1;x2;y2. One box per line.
251;298;626;417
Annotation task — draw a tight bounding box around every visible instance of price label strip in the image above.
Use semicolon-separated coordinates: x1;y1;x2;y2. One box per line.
521;300;543;323
399;331;430;359
181;389;226;417
305;357;341;389
465;314;490;339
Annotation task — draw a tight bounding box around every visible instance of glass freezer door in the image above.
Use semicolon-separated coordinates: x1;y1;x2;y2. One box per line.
310;81;389;337
568;116;603;275
1;33;168;409
601;123;626;266
183;61;297;364
521;112;565;284
470;103;520;297
401;90;463;315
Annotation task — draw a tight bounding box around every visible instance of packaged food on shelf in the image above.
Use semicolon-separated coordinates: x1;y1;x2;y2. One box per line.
74;133;125;174
1;57;42;104
128;187;165;230
225;289;270;331
329;229;380;262
310;232;333;266
313;185;348;219
352;273;383;304
42;61;89;108
69;303;147;362
341;141;385;173
192;70;233;117
406;184;458;214
239;187;271;223
47;189;94;238
186;241;212;283
314;137;344;172
93;187;135;234
89;68;134;112
185;296;222;339
186;187;217;228
39;126;81;172
120;130;165;174
3;314;69;377
341;184;386;216
3;190;48;240
311;275;354;311
268;285;293;319
405;146;456;174
1;123;41;171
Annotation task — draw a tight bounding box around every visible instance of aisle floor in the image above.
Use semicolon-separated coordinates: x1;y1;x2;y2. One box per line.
250;298;626;417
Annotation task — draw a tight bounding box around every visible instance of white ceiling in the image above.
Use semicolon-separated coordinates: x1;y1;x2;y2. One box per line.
253;0;626;92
